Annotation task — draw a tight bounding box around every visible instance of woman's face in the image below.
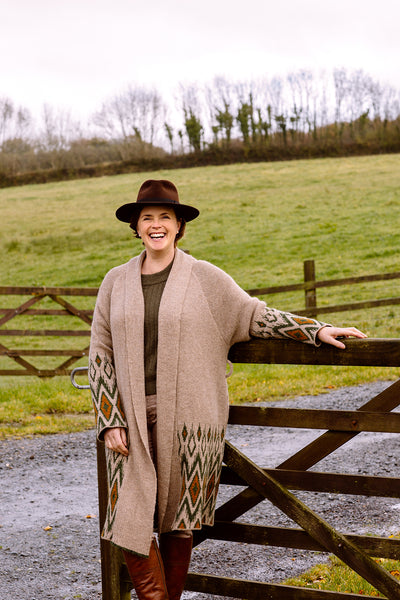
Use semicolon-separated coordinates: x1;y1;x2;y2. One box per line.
136;205;180;255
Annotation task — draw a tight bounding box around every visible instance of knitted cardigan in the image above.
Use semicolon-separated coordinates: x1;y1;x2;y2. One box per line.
89;248;326;556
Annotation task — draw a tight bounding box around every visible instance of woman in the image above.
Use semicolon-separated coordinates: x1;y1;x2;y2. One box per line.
89;179;366;600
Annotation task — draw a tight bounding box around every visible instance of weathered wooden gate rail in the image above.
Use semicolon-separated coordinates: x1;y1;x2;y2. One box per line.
96;338;400;600
1;262;399;376
246;260;400;317
0;285;96;376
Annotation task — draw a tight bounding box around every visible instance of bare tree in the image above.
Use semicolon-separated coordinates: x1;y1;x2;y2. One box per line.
381;84;400;121
287;70;325;139
264;77;285;134
0;97;14;146
333;68;349;124
40;104;71;152
15;107;32;141
36;105;83;168
347;70;372;122
92;86;166;151
0;98;33;147
205;77;236;145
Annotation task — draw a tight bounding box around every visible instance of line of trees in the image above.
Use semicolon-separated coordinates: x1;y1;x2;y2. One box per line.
1;68;400;186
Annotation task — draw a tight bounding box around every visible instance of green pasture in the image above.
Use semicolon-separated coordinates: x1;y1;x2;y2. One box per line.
1;153;400;437
285;553;400;596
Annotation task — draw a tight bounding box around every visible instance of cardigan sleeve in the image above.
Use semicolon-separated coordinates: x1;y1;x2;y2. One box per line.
250;303;328;346
89;269;128;440
194;259;328;347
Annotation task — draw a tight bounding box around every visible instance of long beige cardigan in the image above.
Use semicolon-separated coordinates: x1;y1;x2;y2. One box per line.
89;248;325;556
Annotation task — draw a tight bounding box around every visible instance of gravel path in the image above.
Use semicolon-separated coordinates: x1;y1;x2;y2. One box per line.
1;381;400;600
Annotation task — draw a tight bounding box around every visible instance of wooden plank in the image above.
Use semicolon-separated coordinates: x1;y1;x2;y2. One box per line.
228;406;400;433
0;341;40;375
0;295;44;327
49;294;93;326
228;338;400;367
0;308;93;316
185;572;380;599
0;368;76;376
0;349;88;356
96;439;130;600
293;296;400;317
220;467;400;498
309;270;400;289
279;378;400;470
219;379;400;522
207;522;400;559
247;281;306;296
0;329;90;336
223;441;400;599
0;286;98;296
54;349;90;372
0;369;38;376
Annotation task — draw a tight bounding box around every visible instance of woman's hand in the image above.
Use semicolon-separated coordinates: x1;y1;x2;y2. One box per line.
317;326;367;349
104;427;129;456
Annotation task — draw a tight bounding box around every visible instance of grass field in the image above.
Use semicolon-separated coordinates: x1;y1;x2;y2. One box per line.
285;553;400;596
1;153;400;437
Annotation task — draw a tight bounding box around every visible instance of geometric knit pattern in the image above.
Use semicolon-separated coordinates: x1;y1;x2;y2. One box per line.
250;307;324;345
103;447;126;536
89;353;128;539
173;423;225;530
89;353;127;440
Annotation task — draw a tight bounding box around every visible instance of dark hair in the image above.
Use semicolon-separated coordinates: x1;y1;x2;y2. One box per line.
129;209;186;246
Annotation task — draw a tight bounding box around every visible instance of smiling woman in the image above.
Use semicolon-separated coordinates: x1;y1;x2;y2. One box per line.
135;207;181;271
115;179;198;274
87;178;366;600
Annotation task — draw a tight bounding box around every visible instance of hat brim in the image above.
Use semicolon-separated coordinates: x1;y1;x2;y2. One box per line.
115;201;199;223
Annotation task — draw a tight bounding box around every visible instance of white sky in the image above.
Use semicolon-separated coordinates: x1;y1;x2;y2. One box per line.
1;0;400;124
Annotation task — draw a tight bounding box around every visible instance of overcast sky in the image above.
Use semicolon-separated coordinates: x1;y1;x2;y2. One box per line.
1;0;399;123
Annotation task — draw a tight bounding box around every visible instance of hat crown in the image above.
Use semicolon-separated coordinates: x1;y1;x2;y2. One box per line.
137;180;179;204
115;179;199;223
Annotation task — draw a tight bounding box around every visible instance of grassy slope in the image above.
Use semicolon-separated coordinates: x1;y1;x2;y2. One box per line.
1;154;400;436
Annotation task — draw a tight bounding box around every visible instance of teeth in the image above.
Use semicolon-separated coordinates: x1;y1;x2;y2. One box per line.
150;233;165;239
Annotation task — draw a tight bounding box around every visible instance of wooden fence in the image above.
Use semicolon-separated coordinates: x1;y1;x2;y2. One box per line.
247;260;400;318
0;285;96;377
90;337;400;599
0;260;400;377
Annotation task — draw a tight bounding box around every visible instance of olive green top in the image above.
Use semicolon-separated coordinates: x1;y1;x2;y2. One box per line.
141;260;173;395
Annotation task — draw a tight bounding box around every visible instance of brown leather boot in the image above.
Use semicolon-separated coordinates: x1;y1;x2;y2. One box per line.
159;532;193;600
123;538;169;600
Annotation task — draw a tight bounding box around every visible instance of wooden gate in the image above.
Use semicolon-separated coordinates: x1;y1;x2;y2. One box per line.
93;337;400;600
0;285;96;376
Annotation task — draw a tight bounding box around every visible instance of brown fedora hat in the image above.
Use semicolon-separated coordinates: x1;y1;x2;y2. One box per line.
115;179;200;223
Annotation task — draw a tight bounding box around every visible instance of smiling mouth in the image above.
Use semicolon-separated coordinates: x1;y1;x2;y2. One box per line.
149;233;166;239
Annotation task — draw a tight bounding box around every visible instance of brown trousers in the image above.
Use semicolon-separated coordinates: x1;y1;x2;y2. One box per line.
146;394;191;539
146;394;158;467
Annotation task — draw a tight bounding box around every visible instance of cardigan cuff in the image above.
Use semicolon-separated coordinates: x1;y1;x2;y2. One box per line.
89;354;128;440
250;305;329;346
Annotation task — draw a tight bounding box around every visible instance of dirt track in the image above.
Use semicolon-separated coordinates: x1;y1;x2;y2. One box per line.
1;381;400;600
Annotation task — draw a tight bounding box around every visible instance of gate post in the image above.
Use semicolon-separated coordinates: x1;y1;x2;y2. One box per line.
96;439;131;600
304;259;317;317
